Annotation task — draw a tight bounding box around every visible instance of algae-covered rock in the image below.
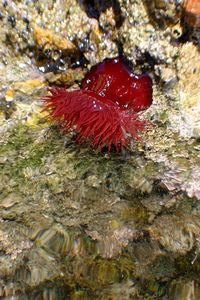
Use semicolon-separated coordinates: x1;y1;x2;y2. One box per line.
168;279;200;300
148;214;200;254
169;42;200;138
0;0;200;299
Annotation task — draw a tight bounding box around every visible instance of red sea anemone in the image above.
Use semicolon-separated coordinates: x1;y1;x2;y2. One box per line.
43;57;153;151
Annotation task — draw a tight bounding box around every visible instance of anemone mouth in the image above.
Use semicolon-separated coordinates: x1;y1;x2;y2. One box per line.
43;87;147;151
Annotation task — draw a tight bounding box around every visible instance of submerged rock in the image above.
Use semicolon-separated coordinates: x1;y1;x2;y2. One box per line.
0;0;200;299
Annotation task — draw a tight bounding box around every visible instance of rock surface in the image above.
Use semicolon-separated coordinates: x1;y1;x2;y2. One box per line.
0;0;200;299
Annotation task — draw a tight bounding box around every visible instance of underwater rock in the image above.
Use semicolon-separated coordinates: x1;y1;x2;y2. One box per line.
1;0;200;299
168;279;200;300
148;214;200;254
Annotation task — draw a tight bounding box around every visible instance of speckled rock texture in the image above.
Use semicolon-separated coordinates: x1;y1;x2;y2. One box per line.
0;0;200;299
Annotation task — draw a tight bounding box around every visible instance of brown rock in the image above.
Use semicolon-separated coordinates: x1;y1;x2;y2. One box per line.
33;25;78;52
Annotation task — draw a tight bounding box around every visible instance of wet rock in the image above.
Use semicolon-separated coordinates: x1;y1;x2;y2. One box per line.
169;43;200;138
144;0;182;28
148;214;200;254
44;68;85;86
168;280;200;300
99;280;138;300
1;0;200;299
33;25;78;53
119;0;179;67
0;193;20;209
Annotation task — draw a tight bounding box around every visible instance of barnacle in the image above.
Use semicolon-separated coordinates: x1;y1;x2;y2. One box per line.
43;57;153;151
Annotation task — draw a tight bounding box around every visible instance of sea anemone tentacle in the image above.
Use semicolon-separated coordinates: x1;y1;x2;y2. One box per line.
43;88;148;150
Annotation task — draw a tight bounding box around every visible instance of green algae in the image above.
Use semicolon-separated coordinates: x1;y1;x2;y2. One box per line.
1;124;50;185
1;118;200;299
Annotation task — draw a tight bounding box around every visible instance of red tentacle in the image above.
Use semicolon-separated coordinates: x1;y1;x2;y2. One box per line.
43;87;147;150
